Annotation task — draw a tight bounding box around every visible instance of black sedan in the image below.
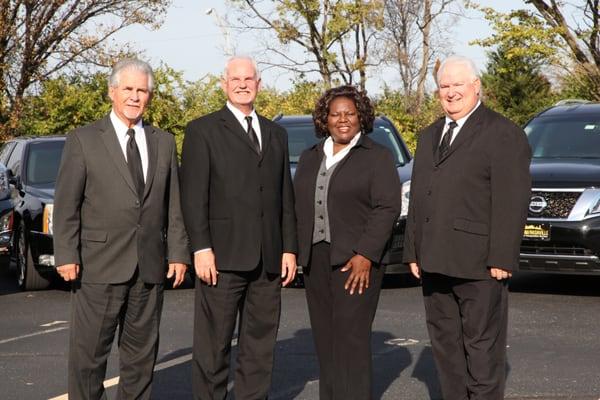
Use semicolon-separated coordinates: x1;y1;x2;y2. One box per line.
0;136;65;290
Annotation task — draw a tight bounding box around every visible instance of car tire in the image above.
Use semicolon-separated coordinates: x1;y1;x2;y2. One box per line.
16;222;50;291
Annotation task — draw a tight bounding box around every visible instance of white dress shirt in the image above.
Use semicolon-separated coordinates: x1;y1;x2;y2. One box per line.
323;132;362;169
441;100;482;145
226;101;262;150
110;110;149;182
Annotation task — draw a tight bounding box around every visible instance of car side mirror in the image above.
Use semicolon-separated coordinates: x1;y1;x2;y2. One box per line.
7;169;21;189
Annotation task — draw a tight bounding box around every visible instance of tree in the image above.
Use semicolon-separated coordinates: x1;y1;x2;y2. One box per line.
19;73;109;137
481;46;555;125
0;0;171;139
382;0;458;112
524;0;600;100
231;0;385;89
469;6;559;124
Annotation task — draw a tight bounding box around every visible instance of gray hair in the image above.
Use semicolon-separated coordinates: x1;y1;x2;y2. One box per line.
108;58;155;92
223;55;261;80
436;55;480;84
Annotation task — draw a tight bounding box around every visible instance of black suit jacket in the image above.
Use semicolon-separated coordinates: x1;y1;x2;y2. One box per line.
294;135;402;267
180;107;297;274
403;104;531;280
53;115;191;284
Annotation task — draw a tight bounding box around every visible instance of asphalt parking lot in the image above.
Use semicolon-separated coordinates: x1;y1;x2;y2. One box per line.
0;265;599;400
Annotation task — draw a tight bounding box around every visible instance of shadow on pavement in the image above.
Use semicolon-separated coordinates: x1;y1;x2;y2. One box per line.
151;330;412;399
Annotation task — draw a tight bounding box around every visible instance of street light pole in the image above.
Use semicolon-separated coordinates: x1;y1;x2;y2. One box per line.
205;7;234;57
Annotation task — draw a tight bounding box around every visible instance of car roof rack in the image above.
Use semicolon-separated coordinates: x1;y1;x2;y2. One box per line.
272;113;283;121
554;99;592;106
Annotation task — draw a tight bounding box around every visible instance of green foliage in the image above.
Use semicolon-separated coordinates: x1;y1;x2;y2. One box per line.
20;74;110;137
374;88;442;153
481;46;557;125
558;66;600;102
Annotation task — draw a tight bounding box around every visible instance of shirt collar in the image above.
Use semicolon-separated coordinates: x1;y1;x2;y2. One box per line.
323;131;362;159
445;100;481;128
226;101;258;125
110;110;144;139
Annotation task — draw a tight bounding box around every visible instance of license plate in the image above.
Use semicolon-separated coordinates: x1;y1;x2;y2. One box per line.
523;223;550;241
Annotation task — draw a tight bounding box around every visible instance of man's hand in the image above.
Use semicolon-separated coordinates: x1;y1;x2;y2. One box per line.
409;262;420;279
56;264;80;281
281;252;297;287
167;263;188;288
341;254;372;295
489;267;512;280
194;250;218;285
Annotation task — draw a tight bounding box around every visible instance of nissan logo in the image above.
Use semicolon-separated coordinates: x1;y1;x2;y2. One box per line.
529;195;548;213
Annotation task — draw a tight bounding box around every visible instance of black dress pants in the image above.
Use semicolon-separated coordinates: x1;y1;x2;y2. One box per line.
68;270;164;400
304;242;384;400
421;271;509;400
192;262;281;400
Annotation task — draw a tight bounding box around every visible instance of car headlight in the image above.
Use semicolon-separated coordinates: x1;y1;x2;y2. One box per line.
0;210;13;233
43;203;53;235
0;167;9;200
400;180;411;217
587;197;600;217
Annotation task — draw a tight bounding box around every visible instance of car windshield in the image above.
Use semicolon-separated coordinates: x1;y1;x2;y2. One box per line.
525;116;600;159
26;141;65;185
285;121;409;166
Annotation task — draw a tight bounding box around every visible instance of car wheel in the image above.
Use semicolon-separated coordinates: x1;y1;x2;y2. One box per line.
16;222;50;291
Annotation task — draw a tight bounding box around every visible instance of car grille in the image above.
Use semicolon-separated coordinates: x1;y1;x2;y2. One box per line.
521;243;593;257
528;191;581;218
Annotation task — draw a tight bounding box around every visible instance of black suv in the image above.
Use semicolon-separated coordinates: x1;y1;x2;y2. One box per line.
521;101;600;274
275;115;413;274
0;136;65;290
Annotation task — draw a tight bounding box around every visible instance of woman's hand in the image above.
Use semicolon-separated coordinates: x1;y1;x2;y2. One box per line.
341;254;372;295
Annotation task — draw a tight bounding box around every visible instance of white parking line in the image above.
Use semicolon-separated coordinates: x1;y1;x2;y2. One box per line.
0;326;69;345
47;353;194;400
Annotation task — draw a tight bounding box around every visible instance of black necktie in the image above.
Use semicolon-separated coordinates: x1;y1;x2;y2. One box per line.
126;128;144;199
438;121;458;161
244;116;261;154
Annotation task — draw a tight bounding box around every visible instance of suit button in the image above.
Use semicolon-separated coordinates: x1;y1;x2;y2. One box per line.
135;200;140;206
318;185;324;190
425;217;430;222
427;190;432;195
258;161;262;167
259;186;263;192
319;229;324;234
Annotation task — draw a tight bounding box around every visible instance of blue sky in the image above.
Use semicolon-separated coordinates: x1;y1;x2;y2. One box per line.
112;0;532;93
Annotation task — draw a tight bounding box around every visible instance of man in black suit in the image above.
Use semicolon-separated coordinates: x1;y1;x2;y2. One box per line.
54;59;190;399
180;56;297;400
403;55;531;400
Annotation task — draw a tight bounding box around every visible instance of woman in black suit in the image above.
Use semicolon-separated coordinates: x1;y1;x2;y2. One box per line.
293;85;402;399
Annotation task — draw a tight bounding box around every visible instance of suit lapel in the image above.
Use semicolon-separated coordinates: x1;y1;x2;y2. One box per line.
99;115;138;196
220;107;261;155
436;105;486;165
430;118;446;157
143;124;158;200
257;115;271;160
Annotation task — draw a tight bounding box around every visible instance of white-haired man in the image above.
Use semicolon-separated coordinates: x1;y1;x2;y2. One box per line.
403;55;531;399
180;56;297;400
54;58;190;399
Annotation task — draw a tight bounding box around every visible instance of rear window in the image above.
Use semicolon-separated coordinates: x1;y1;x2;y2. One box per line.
26;141;65;185
525;116;600;159
284;120;409;166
